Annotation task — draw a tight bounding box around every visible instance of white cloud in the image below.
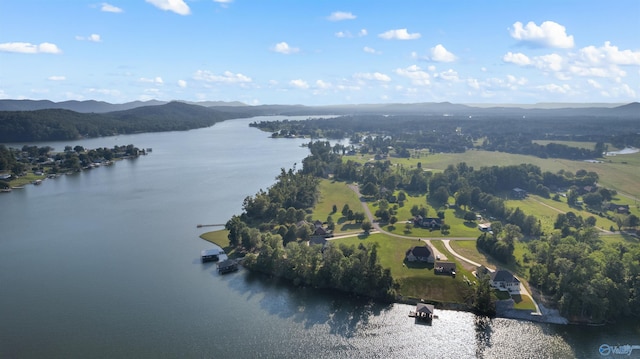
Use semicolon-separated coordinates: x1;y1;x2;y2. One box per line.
290;79;309;89
506;75;527;86
327;11;356;21
335;29;367;38
194;70;252;83
0;42;62;54
467;78;480;89
579;41;640;66
363;46;380;54
378;28;421;40
76;34;101;42
534;53;564;72
438;69;459;81
272;42;299;54
177;79;187;88
88;88;121;97
510;21;574;48
139;76;164;84
503;52;531;65
394;65;430;86
354;72;391;82
316;80;332;89
587;79;602;89
48;76;66;81
101;3;123;13
146;0;190;15
430;44;457;62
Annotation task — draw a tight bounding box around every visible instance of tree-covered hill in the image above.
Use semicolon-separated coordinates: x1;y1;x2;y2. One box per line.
0;102;248;142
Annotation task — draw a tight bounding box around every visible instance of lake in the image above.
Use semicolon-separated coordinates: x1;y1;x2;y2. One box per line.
1;116;638;358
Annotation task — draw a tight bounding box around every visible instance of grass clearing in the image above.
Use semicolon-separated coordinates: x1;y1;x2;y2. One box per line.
331;234;473;304
313;179;364;234
511;293;537;311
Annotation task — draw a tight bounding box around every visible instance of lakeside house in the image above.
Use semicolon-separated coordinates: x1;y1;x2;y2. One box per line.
490;269;521;292
405;245;435;263
409;303;435;321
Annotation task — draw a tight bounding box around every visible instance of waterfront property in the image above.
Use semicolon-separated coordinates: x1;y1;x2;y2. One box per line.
201;248;221;263
405;245;434;263
490;269;521;293
409;303;435;321
217;259;238;274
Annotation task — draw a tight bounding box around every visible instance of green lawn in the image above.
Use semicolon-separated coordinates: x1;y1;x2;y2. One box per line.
199;229;241;258
512;293;537;311
331;234;473;304
345;150;640;200
8;172;46;187
313;179;366;234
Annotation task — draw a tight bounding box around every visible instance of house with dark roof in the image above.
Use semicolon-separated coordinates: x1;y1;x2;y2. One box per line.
490;269;520;292
405;245;434;263
512;188;527;199
410;303;435;321
434;261;456;276
413;215;443;229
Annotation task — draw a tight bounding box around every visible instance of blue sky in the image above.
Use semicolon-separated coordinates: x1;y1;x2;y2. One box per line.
1;0;639;105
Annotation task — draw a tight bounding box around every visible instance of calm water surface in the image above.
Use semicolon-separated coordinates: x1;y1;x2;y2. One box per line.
1;117;638;358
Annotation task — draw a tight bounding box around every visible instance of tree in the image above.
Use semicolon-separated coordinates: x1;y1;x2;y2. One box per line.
464;211;477;222
432;186;450;206
225;215;245;248
332;204;337;214
626;214;640;229
362;221;372;233
473;272;496;316
361;182;378;196
341;204;350;217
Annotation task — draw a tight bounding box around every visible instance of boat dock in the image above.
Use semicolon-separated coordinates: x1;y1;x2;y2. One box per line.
409;303;437;321
217;259;238;274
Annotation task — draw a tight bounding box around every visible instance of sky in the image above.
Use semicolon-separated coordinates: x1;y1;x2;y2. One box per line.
1;0;639;105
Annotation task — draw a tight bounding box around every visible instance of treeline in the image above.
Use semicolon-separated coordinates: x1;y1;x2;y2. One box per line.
250;114;640;159
0;144;142;176
222;154;397;300
528;222;640;323
243;236;396;301
0;102;242;142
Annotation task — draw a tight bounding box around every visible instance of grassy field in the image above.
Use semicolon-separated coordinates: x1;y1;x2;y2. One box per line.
332;234;474;304
531;140;619;151
344;150;640;199
512;293;537;311
313;179;365;234
8;172;46;187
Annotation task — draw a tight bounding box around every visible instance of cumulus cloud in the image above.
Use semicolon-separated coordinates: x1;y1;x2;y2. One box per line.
394;65;430;86
438;69;459;81
290;79;310;89
430;44;457;62
354;72;391;82
76;34;101;42
177;79;187;88
327;11;356;21
101;3;123;13
510;21;574;48
579;41;640;66
48;76;66;81
503;52;531;66
194;70;252;83
537;83;572;94
272;42;299;54
146;0;190;15
0;42;62;54
378;29;421;40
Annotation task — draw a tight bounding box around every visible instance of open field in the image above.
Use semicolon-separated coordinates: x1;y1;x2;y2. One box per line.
531;140;618;151
313;179;364;234
344;150;640;199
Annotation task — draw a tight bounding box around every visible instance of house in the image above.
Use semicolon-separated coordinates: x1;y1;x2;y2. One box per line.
478;223;492;232
512;188;528;199
413;215;443;229
405;245;434;263
490;269;521;292
608;203;630;215
0;173;11;181
311;220;333;238
434;261;456;276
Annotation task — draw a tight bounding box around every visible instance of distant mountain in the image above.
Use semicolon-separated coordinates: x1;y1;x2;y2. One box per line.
0;99;167;113
0;102;247;142
183;100;247;107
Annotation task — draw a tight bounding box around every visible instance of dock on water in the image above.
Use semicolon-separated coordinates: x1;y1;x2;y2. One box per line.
217;259;238;274
409;303;437;321
197;224;225;228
